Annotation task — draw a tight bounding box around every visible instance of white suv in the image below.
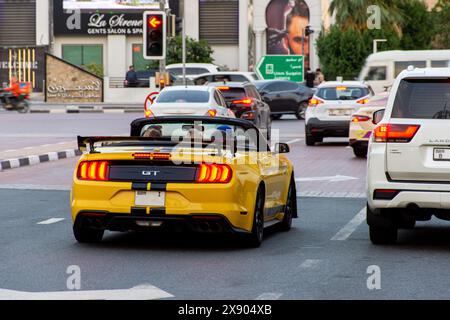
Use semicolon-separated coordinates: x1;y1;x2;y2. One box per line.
367;67;450;245
305;81;373;146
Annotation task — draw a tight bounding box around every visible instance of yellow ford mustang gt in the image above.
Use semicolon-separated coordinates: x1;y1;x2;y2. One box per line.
71;117;297;247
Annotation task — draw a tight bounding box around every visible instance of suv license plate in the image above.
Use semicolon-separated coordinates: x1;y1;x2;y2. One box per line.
329;109;352;116
135;191;166;206
433;148;450;161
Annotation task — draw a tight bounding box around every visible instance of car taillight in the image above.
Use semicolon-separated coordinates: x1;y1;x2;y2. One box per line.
77;161;110;181
241;111;255;120
351;115;371;123
309;98;324;106
232;98;253;106
207;109;218;117
196;164;232;183
357;98;369;104
145;108;155;118
373;123;420;143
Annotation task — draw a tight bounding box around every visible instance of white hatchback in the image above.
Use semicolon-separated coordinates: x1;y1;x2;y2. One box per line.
146;86;235;118
367;67;450;245
305;81;373;146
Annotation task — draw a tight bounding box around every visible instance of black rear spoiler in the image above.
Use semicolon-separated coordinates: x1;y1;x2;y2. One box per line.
77;136;221;154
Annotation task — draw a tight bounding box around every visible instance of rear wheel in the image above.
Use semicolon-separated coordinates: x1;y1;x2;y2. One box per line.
73;223;104;244
306;135;316;146
353;146;367;158
245;186;265;248
279;178;296;231
295;102;308;120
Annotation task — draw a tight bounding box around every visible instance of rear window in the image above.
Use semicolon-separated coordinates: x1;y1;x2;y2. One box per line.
316;86;369;101
169;68;210;76
217;88;246;101
391;79;450;119
157;90;210;103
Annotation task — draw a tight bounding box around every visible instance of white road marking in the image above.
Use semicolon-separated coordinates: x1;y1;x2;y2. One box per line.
296;175;358;183
37;218;66;225
299;259;322;269
0;284;174;300
331;207;366;241
255;293;283;300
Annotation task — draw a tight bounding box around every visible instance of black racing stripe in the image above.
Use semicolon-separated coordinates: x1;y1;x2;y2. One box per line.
57;151;67;159
150;183;167;192
19;158;30;167
150;208;166;216
1;161;11;170
39;154;50;163
131;207;147;216
132;182;148;191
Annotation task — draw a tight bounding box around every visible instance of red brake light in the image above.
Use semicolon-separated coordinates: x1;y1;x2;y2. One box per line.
133;153;171;160
217;86;230;91
77;161;110;181
232;98;253;106
351;115;371;123
357;98;370;104
309;98;324;106
196;164;232;183
373;123;420;143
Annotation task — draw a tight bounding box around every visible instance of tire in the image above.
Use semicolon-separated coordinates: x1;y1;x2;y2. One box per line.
73;224;104;244
305;135;316;146
369;226;398;245
353;146;367;158
17;101;30;113
279;178;296;232
271;114;282;120
245;186;265;248
295;102;308;120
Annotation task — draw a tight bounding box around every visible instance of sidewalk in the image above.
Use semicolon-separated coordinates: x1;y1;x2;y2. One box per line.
28;102;143;114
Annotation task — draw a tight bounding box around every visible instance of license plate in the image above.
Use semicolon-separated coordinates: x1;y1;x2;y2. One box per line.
329;109;352;116
135;191;166;206
433;148;450;161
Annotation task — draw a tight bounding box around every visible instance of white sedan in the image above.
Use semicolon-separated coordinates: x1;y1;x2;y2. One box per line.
145;86;236;118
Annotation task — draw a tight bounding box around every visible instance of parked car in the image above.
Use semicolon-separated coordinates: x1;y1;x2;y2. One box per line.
305;81;374;146
124;70;177;88
209;82;272;139
193;72;260;85
367;66;450;244
166;63;221;80
145;86;235;118
253;80;314;120
349;92;389;158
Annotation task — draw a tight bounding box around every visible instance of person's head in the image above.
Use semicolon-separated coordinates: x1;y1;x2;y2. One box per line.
316;68;322;73
284;0;310;55
142;126;162;138
129;65;135;71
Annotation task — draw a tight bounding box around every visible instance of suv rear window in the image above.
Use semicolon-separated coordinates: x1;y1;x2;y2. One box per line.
218;88;246;101
316;86;369;101
391;79;450;119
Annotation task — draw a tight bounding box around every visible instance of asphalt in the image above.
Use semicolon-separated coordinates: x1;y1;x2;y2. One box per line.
1;189;449;300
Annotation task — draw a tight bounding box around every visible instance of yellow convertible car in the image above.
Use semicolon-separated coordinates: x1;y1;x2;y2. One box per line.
72;117;297;247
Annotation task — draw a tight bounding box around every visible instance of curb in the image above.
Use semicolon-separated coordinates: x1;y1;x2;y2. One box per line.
30;109;142;114
0;149;82;171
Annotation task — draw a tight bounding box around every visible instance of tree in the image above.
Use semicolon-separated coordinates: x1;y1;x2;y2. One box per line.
397;0;435;50
329;0;404;33
432;0;450;49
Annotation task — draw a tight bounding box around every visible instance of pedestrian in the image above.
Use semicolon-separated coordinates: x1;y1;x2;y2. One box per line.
305;68;315;88
125;65;138;88
314;68;325;86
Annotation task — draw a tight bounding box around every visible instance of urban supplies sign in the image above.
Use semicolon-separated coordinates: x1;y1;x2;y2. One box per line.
46;54;103;103
54;1;151;36
256;55;304;82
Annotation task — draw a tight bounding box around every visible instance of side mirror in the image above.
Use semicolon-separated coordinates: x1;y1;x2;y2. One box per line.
275;143;290;154
373;109;385;125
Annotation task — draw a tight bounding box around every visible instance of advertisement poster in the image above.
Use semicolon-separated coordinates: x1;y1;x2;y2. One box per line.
266;0;310;69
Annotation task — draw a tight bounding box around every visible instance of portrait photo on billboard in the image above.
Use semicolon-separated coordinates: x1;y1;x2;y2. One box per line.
63;0;159;11
266;0;310;68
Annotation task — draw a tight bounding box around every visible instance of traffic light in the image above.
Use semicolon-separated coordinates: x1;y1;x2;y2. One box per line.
143;11;166;60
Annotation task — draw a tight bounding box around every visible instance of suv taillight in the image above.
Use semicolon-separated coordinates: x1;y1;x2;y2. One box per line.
309;98;324;106
373;124;420;143
77;161;110;181
196;164;232;183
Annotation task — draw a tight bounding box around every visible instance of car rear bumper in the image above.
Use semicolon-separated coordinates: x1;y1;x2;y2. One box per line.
75;211;250;234
306;118;349;137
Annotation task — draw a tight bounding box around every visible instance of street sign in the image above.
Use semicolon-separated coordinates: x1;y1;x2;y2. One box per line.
256;55;304;82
